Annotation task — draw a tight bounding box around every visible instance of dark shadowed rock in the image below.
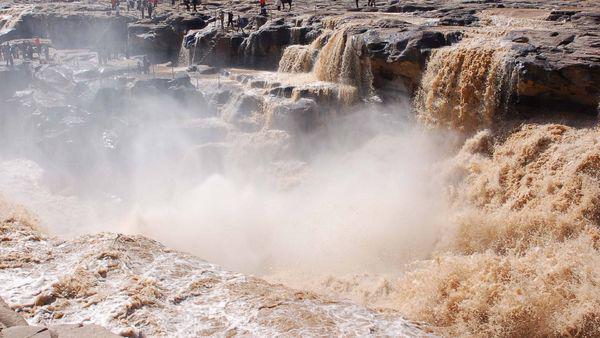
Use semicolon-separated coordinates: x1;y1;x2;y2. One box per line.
505;26;600;113
267;98;319;132
128;22;182;63
364;27;458;94
240;20;292;69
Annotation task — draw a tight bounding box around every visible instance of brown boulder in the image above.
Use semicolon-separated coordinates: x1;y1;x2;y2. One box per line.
0;298;27;328
1;326;51;338
48;324;120;338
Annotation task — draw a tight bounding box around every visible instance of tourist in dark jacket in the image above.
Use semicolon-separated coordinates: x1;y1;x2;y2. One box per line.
142;55;150;74
147;1;153;18
227;11;234;28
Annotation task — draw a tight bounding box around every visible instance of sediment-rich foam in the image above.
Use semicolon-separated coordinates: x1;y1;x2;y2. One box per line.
397;231;600;337
263;123;600;337
447;124;600;253
397;123;600;336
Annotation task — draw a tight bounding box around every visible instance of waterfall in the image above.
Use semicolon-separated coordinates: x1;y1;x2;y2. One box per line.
415;41;516;132
177;38;191;67
278;30;330;73
290;27;302;44
278;45;316;73
277;25;373;103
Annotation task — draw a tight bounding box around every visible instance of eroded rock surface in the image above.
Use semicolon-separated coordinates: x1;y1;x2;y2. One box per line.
1;0;597;113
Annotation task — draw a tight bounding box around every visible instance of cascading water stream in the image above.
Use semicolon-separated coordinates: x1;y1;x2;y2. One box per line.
415;40;516;132
278;24;374;104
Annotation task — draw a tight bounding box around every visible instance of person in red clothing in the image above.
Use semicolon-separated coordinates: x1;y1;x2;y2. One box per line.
33;38;41;58
259;0;266;15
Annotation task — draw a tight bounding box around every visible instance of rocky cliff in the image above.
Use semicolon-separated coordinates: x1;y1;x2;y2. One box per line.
2;0;597;115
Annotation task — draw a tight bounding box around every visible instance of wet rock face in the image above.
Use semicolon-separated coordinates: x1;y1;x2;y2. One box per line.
2;296;119;336
1;324;120;338
2;0;597;114
506;21;600;113
364;26;460;95
187;19;321;70
187;6;598;115
186;27;247;68
128;22;182;63
0;64;32;99
239;20;292;69
3;8;131;51
267;98;319;132
128;13;209;63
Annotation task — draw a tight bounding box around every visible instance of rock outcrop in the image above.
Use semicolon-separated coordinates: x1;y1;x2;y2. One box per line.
507;12;600;114
128;12;209;63
1;296;118;337
1;4;132;52
1;324;120;338
0;297;27;329
2;0;597;114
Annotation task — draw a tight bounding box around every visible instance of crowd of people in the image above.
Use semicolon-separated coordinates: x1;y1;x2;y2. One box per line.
0;39;50;67
110;0;158;18
109;0;376;23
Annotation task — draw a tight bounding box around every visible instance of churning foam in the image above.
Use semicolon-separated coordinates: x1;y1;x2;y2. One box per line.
416;39;515;132
396;123;600;336
261;123;600;337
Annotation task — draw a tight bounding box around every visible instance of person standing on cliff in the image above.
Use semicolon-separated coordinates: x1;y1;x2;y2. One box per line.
140;0;146;18
191;0;199;12
2;44;10;66
142;55;150;75
7;45;14;66
183;0;191;11
259;0;267;16
147;1;153;18
33;38;41;58
227;11;234;28
219;10;225;29
237;15;246;34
